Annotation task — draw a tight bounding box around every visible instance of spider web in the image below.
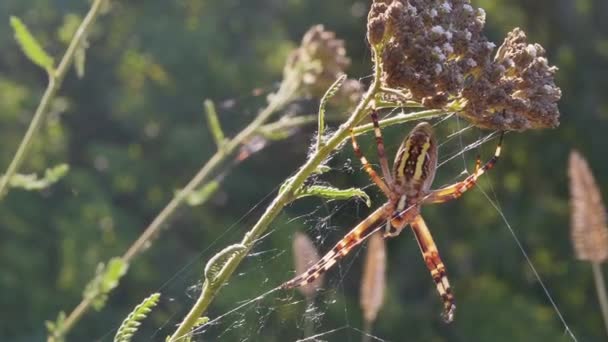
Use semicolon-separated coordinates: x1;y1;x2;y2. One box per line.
97;111;577;342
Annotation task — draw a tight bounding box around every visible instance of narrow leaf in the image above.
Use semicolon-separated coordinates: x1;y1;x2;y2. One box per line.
295;185;371;207
10;16;54;71
204;99;226;149
114;293;161;342
317;74;346;151
181;181;220;206
74;36;89;78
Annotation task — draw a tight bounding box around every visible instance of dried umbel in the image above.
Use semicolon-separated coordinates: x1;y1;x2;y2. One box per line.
569;150;608;263
367;0;561;131
460;28;561;130
284;24;363;109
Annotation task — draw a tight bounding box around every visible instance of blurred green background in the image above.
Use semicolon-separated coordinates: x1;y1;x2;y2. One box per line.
1;0;608;341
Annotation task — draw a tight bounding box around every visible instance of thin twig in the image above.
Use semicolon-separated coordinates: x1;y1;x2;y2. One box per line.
0;0;107;199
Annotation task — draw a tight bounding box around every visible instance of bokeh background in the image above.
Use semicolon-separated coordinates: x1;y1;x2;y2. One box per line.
1;0;608;341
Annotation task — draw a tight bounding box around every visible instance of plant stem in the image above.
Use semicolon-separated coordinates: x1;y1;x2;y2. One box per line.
169;49;449;340
0;0;107;200
592;262;608;337
303;297;315;338
55;61;302;342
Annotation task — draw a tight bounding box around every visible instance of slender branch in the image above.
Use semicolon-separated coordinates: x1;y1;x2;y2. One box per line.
55;62;303;342
169;47;450;341
0;0;107;199
592;262;608;337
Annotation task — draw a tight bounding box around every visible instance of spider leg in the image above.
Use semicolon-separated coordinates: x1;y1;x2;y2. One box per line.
410;214;456;323
424;132;503;204
350;127;392;199
370;110;394;187
281;203;391;289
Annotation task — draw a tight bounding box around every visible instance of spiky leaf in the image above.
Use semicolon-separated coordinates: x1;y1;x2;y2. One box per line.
114;293;160;342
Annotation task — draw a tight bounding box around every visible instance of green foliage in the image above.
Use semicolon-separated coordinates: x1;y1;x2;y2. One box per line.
3;164;69;191
182;181;220;206
294;184;371;207
114;293;160;342
204;244;246;285
204;99;226;149
10;16;55;71
317;74;346;150
83;258;129;310
45;311;66;342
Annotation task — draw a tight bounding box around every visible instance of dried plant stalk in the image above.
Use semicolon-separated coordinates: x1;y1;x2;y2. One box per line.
293;231;324;298
568;150;608;262
360;232;386;327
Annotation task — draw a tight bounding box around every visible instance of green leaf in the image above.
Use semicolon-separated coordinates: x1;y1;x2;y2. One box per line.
46;311;66;342
295;185;371;207
317;74;346;150
114;293;160;342
10;16;54;71
204;244;247;285
74;36;88;78
204;99;226;149
180;181;220;206
4;163;69;191
314;165;332;175
84;257;129;310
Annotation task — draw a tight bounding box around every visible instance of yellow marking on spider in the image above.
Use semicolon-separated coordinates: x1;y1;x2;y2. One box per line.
396;139;412;180
413;140;431;181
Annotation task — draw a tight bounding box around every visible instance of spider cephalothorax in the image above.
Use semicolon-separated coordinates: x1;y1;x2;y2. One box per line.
282;111;503;323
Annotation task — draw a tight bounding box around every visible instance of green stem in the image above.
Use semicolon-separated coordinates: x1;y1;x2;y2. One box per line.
169;48;449;340
592;262;608;338
0;0;107;200
55;61;302;342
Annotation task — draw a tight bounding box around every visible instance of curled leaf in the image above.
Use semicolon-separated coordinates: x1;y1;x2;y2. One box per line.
204;244;247;284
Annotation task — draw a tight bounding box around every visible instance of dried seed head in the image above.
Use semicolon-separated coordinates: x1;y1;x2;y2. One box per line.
360;232;386;324
460;28;561;130
371;0;490;108
367;1;561;131
569;150;608;263
292;231;324;297
284;25;354;99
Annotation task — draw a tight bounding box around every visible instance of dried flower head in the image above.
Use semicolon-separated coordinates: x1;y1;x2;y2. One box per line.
285;25;351;97
367;0;561;131
292;231;324;297
460;28;561;130
360;232;386;324
569;150;608;263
